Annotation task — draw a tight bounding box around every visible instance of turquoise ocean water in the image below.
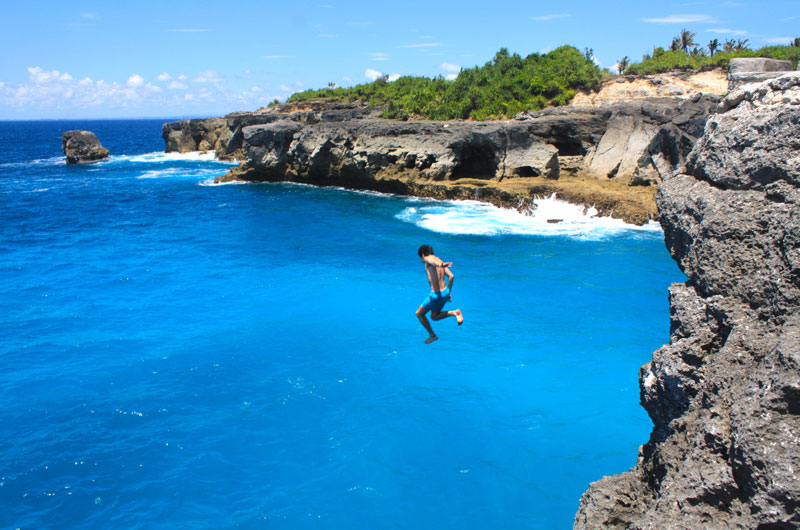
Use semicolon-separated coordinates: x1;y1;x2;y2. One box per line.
0;120;684;529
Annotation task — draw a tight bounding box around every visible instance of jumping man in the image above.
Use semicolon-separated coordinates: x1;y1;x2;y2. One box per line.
415;244;464;344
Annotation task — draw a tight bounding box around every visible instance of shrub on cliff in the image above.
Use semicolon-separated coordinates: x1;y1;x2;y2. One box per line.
287;45;601;120
626;43;799;74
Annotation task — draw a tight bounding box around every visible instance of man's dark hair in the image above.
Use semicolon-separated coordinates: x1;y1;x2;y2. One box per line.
418;244;433;257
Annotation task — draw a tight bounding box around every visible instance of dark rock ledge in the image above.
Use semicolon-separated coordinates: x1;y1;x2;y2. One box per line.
162;95;719;225
574;73;800;529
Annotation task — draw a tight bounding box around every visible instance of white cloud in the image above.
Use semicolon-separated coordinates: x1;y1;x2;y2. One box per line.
707;28;747;35
371;52;389;61
365;68;382;81
531;14;569;21
440;62;461;73
81;12;100;20
168;81;187;90
342;76;352;83
79;77;93;85
400;42;443;48
280;84;294;92
28;67;70;84
192;70;224;84
764;36;793;44
127;74;144;87
644;14;717;23
446;74;458;81
156;72;171;81
387;73;401;82
177;75;187;81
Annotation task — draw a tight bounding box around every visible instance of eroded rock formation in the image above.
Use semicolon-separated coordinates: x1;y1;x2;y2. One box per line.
162;95;719;223
61;130;109;164
574;73;800;530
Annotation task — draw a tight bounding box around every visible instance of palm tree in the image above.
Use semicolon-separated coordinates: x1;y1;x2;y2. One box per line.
723;39;736;53
670;37;681;52
735;39;750;51
792;37;800;47
708;39;719;56
680;28;697;53
617;57;630;74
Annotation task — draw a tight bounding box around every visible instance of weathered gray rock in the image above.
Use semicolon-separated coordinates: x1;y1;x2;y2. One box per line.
162;118;229;153
230;118;563;184
729;58;793;75
165;96;718;190
728;58;796;91
61;130;109;164
581;96;718;185
575;73;800;529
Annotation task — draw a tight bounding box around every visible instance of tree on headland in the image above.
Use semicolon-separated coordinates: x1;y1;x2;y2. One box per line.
735;39;751;51
723;39;736;53
670;37;681;52
679;29;696;53
708;39;719;56
617;57;629;74
792;37;800;47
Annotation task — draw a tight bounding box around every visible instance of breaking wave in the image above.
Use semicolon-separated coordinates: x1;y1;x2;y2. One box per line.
395;195;662;240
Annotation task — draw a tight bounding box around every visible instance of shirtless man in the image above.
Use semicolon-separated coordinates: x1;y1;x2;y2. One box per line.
415;244;464;344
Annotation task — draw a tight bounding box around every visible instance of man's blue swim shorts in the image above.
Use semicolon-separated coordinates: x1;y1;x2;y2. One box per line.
421;287;450;313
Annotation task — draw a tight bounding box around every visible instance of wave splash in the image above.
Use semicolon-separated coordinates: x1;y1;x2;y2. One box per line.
395;195;662;239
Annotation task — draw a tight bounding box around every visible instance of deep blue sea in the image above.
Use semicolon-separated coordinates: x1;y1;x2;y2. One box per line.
0;119;684;529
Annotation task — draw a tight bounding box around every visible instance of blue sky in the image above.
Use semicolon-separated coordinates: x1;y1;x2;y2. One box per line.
0;0;796;119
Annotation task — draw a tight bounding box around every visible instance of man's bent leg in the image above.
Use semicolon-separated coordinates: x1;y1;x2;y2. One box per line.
416;306;438;343
431;309;464;325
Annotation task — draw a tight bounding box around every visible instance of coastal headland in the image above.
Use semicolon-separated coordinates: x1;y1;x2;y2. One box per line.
162;71;725;225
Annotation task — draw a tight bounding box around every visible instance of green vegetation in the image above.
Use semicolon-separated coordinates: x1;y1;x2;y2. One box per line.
284;34;800;120
623;30;800;74
288;45;601;120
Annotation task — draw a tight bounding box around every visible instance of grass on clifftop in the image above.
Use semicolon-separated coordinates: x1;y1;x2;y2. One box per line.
286;46;602;120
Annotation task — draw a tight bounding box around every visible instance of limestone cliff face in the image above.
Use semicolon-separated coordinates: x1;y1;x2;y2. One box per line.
574;73;800;530
162;97;718;223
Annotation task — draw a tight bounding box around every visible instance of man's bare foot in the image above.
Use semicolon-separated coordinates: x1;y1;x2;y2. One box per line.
425;335;438;344
456;310;464;326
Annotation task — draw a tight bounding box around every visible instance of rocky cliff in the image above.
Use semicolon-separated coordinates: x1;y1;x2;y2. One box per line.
574;73;800;530
163;95;719;224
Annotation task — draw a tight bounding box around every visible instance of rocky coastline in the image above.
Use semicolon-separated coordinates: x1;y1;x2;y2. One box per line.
160;65;800;527
574;73;800;530
163;90;720;225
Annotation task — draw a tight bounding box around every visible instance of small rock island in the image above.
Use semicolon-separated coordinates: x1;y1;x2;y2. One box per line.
61;130;109;164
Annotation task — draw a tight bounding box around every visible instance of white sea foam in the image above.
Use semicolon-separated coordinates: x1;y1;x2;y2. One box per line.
114;151;236;164
395;195;662;239
137;167;229;180
0;156;64;169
